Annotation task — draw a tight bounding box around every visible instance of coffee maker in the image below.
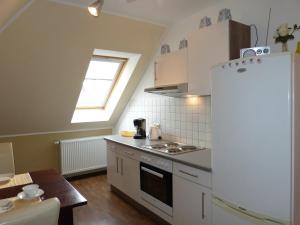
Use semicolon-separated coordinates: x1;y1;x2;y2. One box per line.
133;118;146;139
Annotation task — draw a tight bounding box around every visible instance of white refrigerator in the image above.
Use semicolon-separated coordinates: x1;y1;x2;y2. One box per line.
211;53;300;225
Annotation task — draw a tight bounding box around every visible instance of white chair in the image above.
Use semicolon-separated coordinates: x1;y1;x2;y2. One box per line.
0;198;60;225
0;143;15;177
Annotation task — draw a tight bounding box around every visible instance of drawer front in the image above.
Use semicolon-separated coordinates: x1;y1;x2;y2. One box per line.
106;141;116;151
107;142;140;161
173;162;211;188
118;145;140;161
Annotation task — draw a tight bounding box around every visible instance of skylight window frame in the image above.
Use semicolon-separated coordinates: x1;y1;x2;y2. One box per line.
76;55;128;110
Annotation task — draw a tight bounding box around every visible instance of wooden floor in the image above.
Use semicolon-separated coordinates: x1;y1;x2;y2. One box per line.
71;174;160;225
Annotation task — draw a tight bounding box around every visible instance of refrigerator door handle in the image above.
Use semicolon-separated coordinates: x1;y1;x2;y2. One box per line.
212;196;290;225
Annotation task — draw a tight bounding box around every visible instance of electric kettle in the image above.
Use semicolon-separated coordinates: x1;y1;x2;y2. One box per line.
148;123;162;140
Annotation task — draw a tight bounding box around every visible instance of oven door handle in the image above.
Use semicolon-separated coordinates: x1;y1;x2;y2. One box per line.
141;166;164;179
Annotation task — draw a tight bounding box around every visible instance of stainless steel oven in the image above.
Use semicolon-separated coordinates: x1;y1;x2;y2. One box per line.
140;154;173;216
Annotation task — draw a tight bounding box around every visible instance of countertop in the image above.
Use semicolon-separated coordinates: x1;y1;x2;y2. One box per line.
104;135;211;172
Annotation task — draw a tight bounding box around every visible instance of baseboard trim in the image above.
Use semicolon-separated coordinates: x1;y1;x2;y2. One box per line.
65;168;107;181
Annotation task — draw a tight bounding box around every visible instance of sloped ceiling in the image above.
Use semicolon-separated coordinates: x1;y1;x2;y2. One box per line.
0;0;30;29
50;0;222;26
0;0;165;136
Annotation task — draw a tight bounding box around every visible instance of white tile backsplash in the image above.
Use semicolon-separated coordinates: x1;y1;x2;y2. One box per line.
114;93;211;148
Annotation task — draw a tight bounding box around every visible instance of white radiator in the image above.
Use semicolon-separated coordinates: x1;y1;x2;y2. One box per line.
59;136;107;175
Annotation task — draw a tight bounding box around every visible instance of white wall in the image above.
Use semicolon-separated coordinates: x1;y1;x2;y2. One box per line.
165;0;300;52
114;0;300;148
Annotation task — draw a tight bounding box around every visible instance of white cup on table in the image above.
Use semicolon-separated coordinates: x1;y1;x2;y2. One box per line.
22;184;39;197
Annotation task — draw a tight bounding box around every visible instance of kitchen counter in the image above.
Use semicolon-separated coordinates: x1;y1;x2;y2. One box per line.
104;135;211;172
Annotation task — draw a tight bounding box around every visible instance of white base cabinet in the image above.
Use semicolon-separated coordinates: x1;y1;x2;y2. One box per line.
173;175;212;225
107;141;213;225
106;142;140;202
119;155;140;201
173;162;212;225
107;148;121;188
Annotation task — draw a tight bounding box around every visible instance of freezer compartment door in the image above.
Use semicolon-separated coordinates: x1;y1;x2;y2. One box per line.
212;196;291;225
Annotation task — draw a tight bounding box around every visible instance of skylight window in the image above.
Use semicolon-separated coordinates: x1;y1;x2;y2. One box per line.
71;49;141;123
76;56;127;109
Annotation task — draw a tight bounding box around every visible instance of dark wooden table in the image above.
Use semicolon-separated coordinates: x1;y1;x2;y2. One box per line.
0;169;87;225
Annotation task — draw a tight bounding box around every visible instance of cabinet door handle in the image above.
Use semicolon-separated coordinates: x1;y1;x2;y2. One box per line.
154;62;157;81
202;192;205;219
141;166;164;178
179;170;199;178
121;158;123;176
116;157;119;173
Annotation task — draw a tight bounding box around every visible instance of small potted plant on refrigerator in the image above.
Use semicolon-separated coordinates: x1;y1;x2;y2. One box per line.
274;23;300;52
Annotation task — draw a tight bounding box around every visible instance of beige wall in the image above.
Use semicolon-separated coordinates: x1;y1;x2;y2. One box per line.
0;0;164;174
0;0;165;136
0;129;112;174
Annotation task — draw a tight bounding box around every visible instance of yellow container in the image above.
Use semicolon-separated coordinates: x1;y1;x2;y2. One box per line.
296;42;300;54
120;131;136;137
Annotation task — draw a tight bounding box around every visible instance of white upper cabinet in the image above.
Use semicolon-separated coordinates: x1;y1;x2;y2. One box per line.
187;20;250;95
188;21;228;95
155;48;188;87
154;20;250;95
